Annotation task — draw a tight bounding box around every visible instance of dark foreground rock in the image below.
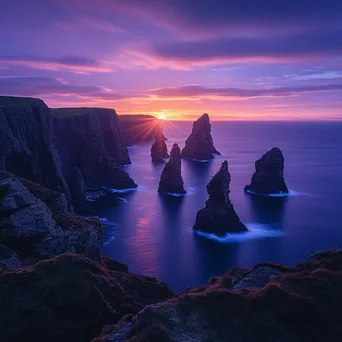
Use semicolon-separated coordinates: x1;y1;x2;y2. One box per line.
0;245;22;270
0;172;103;264
158;144;186;194
193;161;247;236
0;253;174;342
102;249;342;342
151;125;169;162
182;113;220;160
245;147;289;195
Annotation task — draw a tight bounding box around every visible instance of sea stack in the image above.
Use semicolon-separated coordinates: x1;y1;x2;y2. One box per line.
158;143;186;194
182;113;220;160
245;147;289;195
151;124;169;162
193;161;247;236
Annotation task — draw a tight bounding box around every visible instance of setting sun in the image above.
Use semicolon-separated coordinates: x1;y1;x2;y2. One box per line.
157;114;167;120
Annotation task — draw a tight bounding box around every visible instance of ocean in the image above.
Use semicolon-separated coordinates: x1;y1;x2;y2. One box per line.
87;121;342;292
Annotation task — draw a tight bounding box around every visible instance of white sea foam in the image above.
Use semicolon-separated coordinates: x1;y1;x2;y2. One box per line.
192;159;210;163
193;223;284;243
107;186;141;194
245;189;304;198
164;192;187;197
116;197;128;203
103;231;116;245
89;216;118;245
185;187;195;195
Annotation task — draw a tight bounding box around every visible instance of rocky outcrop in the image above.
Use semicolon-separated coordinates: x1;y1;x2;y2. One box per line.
53;109;137;205
245;147;289;195
182;113;220;160
193;161;247;236
105;249;342;342
0;97;138;214
158;144;186;194
0;244;22;270
151;125;169;162
0;253;174;342
0;96;69;195
0;172;103;264
119;115;167;146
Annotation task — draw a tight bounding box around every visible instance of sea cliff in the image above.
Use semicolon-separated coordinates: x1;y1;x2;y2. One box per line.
0;97;137;212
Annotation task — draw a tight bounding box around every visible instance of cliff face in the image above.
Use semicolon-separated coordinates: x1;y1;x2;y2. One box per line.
182;113;220;160
194;161;247;235
119;115;166;146
158;143;186;194
0;171;103;264
0;97;68;196
245;147;289;195
0;98;137;213
53;109;137;202
151;125;169;162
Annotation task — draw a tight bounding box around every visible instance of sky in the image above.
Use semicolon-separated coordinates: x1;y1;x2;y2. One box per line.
1;0;342;120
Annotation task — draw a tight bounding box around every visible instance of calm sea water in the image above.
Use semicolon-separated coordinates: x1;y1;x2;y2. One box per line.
87;121;342;292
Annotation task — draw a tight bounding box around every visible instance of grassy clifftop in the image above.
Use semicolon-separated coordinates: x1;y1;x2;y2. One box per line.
51;107;111;117
0;96;44;108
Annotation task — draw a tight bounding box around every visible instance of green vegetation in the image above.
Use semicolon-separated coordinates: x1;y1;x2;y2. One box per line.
51;107;111;117
0;96;43;109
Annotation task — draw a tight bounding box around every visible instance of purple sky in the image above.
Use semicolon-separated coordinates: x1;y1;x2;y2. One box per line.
1;0;342;120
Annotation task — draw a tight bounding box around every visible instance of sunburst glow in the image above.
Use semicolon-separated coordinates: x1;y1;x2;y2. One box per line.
157;114;167;120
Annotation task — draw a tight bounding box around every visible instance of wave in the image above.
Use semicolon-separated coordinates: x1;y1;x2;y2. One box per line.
89;216;118;245
245;189;304;198
192;159;210;163
193;223;284;243
163;192;187;197
107;186;141;194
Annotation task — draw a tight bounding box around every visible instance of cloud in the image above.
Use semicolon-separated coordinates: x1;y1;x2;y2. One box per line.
53;15;126;33
1;77;342;105
0;77;128;99
0;56;112;73
113;0;342;36
285;71;342;81
149;84;342;99
141;29;342;67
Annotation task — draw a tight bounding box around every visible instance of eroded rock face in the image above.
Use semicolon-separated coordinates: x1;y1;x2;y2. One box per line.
0;245;22;270
193;161;247;236
182;113;220;160
158;144;186;194
0;97;138;214
0;97;69;196
0;253;174;342
108;249;342;342
0;173;103;263
245;147;289;195
53;109;137;194
151;125;169;162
